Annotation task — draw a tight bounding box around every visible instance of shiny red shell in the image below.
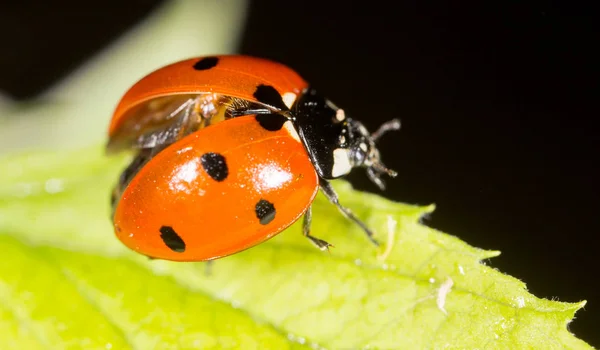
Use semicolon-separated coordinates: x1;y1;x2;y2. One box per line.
109;55;308;142
114;116;318;261
109;55;318;261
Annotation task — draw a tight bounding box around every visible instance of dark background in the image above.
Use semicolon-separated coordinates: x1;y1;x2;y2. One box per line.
1;1;597;346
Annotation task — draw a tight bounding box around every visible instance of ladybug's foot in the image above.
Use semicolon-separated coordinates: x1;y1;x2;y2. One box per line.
307;235;333;251
319;179;381;247
303;206;333;251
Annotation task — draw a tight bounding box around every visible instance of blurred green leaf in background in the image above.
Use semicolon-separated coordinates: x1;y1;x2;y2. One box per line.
0;0;248;154
0;0;593;348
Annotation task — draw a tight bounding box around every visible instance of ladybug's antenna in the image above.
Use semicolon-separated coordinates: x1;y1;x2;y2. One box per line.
371;118;401;142
365;118;401;191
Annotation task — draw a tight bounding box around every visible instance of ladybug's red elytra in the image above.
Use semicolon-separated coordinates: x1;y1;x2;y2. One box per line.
108;55;400;261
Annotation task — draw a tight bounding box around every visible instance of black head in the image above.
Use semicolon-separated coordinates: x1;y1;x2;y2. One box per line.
292;88;400;190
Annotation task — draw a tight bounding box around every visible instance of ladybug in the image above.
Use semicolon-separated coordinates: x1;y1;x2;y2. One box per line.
107;55;400;261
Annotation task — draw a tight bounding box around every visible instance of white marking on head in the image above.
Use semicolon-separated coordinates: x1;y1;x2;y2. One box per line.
282;92;297;108
332;148;352;177
283;121;301;143
335;109;346;121
359;142;368;152
339;135;346;144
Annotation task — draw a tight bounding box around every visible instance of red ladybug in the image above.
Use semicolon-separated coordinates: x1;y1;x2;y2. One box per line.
108;55;400;261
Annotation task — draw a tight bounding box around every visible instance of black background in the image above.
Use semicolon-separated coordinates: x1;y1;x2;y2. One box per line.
1;1;598;346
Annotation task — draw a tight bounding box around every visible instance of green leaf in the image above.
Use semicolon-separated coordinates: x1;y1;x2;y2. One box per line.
0;147;592;349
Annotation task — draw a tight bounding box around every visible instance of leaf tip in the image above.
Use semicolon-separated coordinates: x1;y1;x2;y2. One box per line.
480;249;502;260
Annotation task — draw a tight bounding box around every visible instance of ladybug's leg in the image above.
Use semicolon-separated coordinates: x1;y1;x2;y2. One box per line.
319;179;380;246
302;206;333;251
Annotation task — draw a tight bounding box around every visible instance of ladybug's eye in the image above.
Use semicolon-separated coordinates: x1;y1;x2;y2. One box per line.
350;144;367;165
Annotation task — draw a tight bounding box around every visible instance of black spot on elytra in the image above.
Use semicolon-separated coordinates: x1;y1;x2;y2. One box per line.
256;113;288;131
159;226;186;252
255;199;276;225
253;85;288;110
193;57;219;70
200;153;228;181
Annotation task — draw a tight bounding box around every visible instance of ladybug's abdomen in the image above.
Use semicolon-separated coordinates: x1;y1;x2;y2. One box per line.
113;115;318;261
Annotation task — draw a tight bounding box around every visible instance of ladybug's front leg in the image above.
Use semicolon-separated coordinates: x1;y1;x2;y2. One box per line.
302;206;333;251
319;179;380;247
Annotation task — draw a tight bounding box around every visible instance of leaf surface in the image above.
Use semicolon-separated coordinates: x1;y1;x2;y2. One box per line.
0;148;591;349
